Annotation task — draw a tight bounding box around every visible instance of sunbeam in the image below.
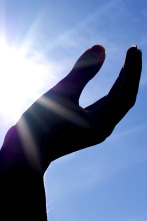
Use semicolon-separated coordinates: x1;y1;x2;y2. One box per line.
17;116;42;171
0;36;54;124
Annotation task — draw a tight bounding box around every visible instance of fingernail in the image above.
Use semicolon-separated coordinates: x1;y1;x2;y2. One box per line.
132;44;137;48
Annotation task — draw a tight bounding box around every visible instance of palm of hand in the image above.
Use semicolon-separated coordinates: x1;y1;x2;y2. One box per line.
15;45;142;173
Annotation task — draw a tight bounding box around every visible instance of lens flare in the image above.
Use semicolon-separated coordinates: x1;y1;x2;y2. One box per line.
0;37;53;123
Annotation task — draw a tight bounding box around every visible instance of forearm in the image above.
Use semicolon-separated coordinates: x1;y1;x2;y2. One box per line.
0;128;47;221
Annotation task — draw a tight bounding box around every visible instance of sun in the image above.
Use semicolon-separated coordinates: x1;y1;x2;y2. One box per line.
0;37;52;124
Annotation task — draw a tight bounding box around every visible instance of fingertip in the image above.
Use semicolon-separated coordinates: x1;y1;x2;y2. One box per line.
132;44;137;48
90;44;105;52
124;45;142;67
127;45;137;55
73;44;106;71
90;45;106;61
127;45;142;55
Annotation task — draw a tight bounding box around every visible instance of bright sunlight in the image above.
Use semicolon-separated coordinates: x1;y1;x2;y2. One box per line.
0;37;54;124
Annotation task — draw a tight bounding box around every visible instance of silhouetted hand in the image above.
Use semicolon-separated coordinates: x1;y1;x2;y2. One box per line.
10;44;141;173
0;45;142;221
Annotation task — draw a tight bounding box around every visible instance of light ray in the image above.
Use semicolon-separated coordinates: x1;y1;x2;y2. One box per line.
38;96;90;128
45;0;122;51
20;2;48;49
0;36;55;123
17;116;42;172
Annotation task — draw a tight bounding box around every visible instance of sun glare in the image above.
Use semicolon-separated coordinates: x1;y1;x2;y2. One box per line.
0;37;53;124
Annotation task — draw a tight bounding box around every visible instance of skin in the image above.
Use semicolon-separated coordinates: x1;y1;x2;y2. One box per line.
0;45;142;220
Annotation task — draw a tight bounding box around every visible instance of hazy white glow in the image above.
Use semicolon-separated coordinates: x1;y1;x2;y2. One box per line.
0;37;54;123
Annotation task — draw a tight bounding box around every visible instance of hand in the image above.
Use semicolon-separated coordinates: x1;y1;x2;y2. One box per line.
0;44;142;221
3;45;141;173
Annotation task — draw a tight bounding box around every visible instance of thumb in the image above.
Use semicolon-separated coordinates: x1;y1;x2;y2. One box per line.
52;45;105;104
73;45;105;77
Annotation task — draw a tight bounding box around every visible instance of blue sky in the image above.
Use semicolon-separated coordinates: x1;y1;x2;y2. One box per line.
0;0;147;220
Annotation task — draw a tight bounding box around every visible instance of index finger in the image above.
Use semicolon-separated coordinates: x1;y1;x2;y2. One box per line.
85;46;142;128
106;46;142;125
